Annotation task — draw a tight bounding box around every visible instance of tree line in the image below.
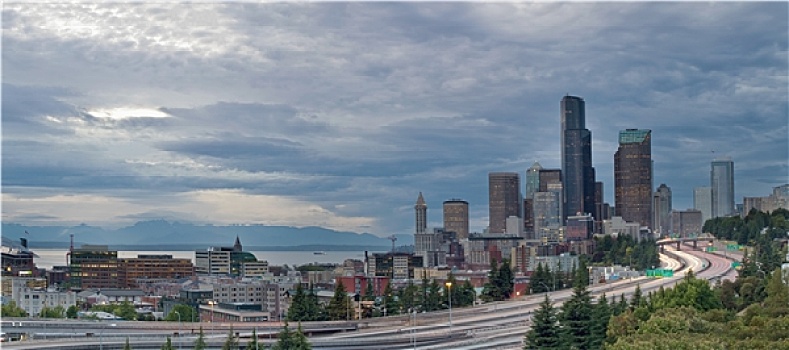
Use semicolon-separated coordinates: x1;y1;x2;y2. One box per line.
526;261;789;349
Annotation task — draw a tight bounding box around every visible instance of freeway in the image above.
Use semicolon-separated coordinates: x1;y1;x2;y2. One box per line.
2;244;738;350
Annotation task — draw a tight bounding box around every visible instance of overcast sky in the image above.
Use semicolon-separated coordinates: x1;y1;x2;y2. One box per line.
2;2;787;237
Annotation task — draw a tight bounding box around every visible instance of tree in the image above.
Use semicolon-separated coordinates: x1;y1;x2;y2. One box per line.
221;326;239;350
497;258;514;299
763;267;789;317
1;300;28;317
425;279;442;311
40;305;66;318
327;282;351;320
161;337;174;350
124;337;132;350
287;283;309;322
247;328;264;350
272;321;311;350
523;294;561;349
164;304;196;323
630;284;643;310
364;279;375;302
589;293;611;350
385;281;402;315
194;326;207;350
560;279;594;349
66;305;78;319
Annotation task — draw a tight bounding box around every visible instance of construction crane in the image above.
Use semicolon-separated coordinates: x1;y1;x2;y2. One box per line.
388;235;397;253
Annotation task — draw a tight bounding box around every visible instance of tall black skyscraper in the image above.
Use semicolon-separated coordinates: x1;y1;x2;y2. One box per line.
561;95;596;222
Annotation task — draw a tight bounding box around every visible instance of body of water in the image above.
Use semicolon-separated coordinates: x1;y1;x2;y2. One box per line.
32;249;375;269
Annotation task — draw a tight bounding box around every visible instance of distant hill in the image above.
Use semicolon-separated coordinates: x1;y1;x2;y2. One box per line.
2;221;414;250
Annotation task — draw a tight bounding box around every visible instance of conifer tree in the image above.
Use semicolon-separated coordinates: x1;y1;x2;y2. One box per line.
194;326;207;350
560;275;594;349
124;337;132;350
523;294;561;349
589;293;611;349
327;282;351;320
630;285;643;310
221;326;238;350
161;337;174;350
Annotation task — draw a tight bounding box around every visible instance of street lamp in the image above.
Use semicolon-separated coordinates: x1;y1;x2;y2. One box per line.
445;281;452;334
207;301;216;335
173;310;182;350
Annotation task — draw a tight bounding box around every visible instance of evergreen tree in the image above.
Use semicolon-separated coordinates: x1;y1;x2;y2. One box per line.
291;323;312;350
385;281;401;315
247;328;264;350
124;337;132;350
194;326;207;350
531;263;549;293
327;282;351;320
459;280;476;307
288;283;308;322
498;258;514;298
161;337;174;350
482;259;502;301
523;294;561;349
272;321;311;350
425;279;442;311
306;285;326;321
589;294;611;350
221;326;238;350
560;280;594;349
364;279;375;302
615;294;628;315
630;285;643;310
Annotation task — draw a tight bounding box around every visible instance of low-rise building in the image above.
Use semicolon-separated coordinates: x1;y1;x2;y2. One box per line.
6;277;77;316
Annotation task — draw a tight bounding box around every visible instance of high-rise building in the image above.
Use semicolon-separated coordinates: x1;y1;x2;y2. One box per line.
488;172;521;233
525;162;543;199
539;169;562;192
593;181;608;234
533;183;563;242
414;192;434;265
443;199;469;240
415;192;427;235
195;237;267;277
711;158;735;218
524;164;561;237
653;184;672;236
561;95;595;222
614;129;653;230
693;187;713;224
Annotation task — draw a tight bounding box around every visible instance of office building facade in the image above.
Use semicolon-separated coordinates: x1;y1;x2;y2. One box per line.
443;199;469;240
671;210;703;237
614;129;653;230
693;187;713;225
488;172;521;233
711;158;735;218
653;184;672;236
561;95;595;222
69;245;118;289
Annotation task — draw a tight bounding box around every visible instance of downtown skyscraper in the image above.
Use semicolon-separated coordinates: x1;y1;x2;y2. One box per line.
488;172;521;234
560;95;596;222
711;158;735;218
614;129;653;230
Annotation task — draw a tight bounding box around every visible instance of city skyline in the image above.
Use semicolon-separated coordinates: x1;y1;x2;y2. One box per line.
3;2;787;237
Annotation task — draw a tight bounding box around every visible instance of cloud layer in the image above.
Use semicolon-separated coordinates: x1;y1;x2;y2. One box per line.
3;2;787;235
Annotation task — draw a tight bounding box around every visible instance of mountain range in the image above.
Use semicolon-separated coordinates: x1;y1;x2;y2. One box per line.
1;220;414;251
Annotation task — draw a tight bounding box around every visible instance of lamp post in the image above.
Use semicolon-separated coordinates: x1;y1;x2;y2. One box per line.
445;281;452;335
207;301;216;335
173;310;182;350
